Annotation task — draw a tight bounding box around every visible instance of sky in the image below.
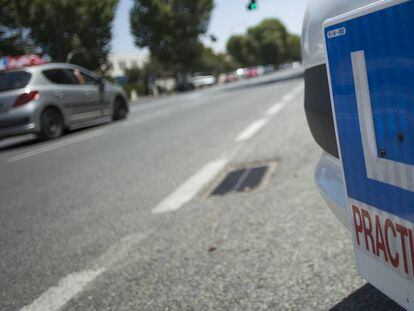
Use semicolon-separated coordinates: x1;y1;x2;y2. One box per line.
111;0;308;54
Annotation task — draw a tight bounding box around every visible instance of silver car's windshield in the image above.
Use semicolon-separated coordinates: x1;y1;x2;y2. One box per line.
0;71;32;92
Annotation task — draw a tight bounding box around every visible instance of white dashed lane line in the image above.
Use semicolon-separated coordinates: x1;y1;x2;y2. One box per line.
236;83;303;142
282;92;295;102
14;83;305;310
266;102;285;116
152;83;304;214
235;118;269;142
20;269;105;311
152;158;229;214
20;232;152;311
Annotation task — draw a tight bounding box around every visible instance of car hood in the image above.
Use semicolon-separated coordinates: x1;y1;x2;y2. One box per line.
301;0;378;69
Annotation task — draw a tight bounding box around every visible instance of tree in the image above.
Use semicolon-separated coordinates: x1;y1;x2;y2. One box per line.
130;0;214;73
286;34;301;61
226;18;300;67
195;45;239;74
124;66;142;83
0;0;27;56
226;35;245;65
0;0;118;71
247;19;289;65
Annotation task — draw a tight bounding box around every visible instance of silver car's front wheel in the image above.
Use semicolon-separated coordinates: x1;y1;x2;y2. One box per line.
113;97;128;120
38;108;64;140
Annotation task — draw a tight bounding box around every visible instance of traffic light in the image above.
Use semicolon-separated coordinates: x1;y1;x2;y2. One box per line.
247;0;258;10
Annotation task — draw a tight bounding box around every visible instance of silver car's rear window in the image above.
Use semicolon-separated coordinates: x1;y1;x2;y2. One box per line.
0;71;32;92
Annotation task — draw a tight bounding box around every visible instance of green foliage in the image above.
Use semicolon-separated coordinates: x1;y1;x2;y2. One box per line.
123;66;149;97
122;56;164;96
286;34;301;61
0;0;27;56
226;18;301;67
124;82;147;98
226;35;245;66
142;55;166;77
195;45;239;74
124;66;142;83
0;0;118;71
130;0;214;71
0;30;25;57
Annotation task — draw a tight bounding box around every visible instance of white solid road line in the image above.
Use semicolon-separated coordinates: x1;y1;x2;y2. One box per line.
152;158;228;214
20;268;105;311
235;118;269;142
7;130;105;163
122;109;172;127
236;84;302;142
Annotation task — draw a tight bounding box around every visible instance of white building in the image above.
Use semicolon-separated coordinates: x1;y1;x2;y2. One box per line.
108;51;149;77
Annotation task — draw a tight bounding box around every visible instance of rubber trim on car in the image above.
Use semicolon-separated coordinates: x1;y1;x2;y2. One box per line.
304;64;339;158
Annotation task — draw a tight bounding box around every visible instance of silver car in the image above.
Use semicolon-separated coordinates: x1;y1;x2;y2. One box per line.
0;63;129;140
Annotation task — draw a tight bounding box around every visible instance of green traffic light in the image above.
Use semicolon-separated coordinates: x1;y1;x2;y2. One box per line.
247;1;258;10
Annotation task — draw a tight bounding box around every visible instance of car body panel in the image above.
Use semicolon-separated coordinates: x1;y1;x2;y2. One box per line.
302;0;378;69
315;152;348;227
322;1;414;308
302;0;380;231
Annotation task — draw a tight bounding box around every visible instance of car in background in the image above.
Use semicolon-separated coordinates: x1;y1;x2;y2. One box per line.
256;65;265;76
223;72;238;83
263;64;275;74
0;63;129;140
235;67;248;80
189;74;216;89
246;67;259;79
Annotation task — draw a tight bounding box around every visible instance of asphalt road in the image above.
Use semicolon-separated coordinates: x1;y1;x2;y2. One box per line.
0;70;404;310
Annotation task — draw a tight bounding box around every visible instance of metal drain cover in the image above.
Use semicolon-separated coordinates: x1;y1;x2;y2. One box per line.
210;162;276;196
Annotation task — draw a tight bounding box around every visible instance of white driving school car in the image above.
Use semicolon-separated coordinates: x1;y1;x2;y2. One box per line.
303;0;414;309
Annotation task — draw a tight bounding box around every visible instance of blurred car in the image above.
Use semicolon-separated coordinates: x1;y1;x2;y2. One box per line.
235;68;248;79
263;64;275;74
224;72;238;83
218;73;227;84
189;75;216;88
254;65;265;76
246;67;259;78
0;63;129;140
279;63;293;70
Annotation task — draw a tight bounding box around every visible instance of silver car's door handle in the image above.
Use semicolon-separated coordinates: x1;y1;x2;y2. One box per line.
54;91;64;99
84;92;91;98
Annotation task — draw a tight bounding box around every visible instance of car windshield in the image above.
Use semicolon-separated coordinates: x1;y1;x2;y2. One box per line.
0;71;32;92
